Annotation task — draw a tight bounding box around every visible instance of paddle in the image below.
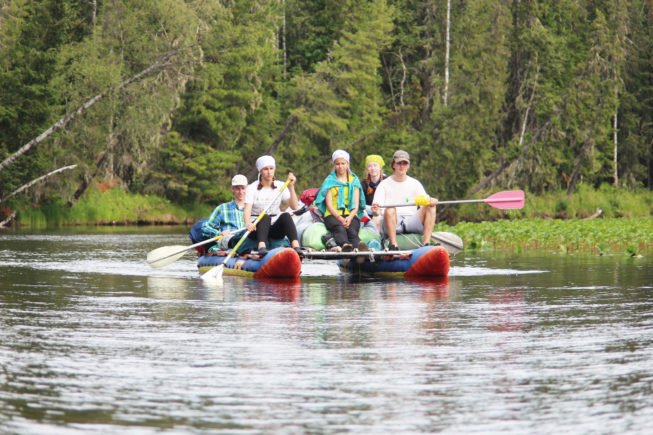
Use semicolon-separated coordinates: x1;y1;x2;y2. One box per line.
146;229;245;269
432;231;463;255
147;205;309;269
382;190;525;210
201;178;293;282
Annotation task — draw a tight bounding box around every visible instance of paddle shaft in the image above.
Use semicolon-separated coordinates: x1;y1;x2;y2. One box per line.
381;190;524;209
384;198;521;207
146;227;247;268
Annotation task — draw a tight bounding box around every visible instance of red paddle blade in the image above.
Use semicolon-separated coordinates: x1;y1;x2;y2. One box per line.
484;190;525;209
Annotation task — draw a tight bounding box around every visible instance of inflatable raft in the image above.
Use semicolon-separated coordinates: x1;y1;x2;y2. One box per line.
300;245;450;278
197;247;302;279
335;245;450;278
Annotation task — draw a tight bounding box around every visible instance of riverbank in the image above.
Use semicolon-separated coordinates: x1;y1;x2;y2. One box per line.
3;184;651;255
6;185;213;228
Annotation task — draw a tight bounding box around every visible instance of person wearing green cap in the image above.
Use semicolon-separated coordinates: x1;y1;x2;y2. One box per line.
361;154;387;231
361;154;386;205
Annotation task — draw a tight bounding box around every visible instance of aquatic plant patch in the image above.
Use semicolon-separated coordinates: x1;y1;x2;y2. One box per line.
439;218;653;256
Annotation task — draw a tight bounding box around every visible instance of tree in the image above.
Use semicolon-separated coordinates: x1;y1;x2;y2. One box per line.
0;0;93;199
284;0;394;178
0;0;201;207
284;0;352;74
619;0;653;189
152;0;284;203
49;0;201;204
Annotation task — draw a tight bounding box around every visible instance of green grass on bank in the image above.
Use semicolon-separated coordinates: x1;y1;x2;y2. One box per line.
8;184;653;256
439;217;653;256
16;186;212;228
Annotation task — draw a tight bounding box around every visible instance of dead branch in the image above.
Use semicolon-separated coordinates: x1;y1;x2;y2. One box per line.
0;211;16;228
583;208;603;220
264;115;298;156
0;49;180;173
0;164;78;204
567;139;594;196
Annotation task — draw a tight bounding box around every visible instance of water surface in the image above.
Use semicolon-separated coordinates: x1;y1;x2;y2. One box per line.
1;228;651;433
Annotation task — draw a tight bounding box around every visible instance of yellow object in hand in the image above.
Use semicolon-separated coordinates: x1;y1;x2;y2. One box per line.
414;195;431;206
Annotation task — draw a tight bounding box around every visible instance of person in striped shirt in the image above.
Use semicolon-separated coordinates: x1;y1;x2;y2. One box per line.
201;174;248;250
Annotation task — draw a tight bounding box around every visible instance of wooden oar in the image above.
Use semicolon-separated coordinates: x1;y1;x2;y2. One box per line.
382;190;525;210
201;179;293;282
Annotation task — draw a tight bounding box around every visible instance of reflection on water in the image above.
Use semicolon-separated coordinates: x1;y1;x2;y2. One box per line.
1;229;652;434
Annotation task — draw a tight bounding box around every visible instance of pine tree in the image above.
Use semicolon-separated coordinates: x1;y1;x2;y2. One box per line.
154;0;284;203
285;0;394;179
50;0;201;203
619;0;653;188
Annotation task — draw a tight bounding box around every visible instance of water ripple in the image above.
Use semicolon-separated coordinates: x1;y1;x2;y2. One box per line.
1;231;652;433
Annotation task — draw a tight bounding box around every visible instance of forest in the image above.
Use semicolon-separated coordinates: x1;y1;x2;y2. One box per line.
1;0;652;223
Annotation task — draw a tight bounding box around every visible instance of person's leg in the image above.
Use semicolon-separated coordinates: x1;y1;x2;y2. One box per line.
383;207;398;247
252;215;271;250
347;217;361;247
372;215;383;233
417;206;436;244
269;213;300;248
324;215;348;247
401;213;434;246
366;205;383;233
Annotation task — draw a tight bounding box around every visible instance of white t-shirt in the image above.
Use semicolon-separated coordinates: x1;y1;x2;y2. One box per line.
245;180;290;220
372;175;427;216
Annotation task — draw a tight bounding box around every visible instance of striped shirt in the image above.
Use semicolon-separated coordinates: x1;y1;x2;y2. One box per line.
201;200;245;238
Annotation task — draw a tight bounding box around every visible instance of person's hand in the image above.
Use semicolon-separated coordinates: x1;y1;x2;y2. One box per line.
246;222;256;232
338;214;348;229
430;197;438;207
371;203;380;216
221;230;231;236
287;172;296;185
344;215;355;229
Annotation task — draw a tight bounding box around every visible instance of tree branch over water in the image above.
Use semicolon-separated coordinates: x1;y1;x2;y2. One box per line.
0;165;77;205
0;49;181;174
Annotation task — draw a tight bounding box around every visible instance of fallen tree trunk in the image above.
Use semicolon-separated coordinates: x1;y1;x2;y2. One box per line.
0;211;16;228
0;165;78;204
0;49;179;174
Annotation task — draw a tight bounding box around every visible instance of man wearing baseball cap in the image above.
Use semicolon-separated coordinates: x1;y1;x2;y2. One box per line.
201;174;248;250
371;150;438;250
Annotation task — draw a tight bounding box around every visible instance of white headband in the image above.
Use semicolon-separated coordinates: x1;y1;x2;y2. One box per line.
332;149;350;163
256;155;276;172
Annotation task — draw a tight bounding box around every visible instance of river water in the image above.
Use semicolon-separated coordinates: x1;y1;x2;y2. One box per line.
1;228;652;434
